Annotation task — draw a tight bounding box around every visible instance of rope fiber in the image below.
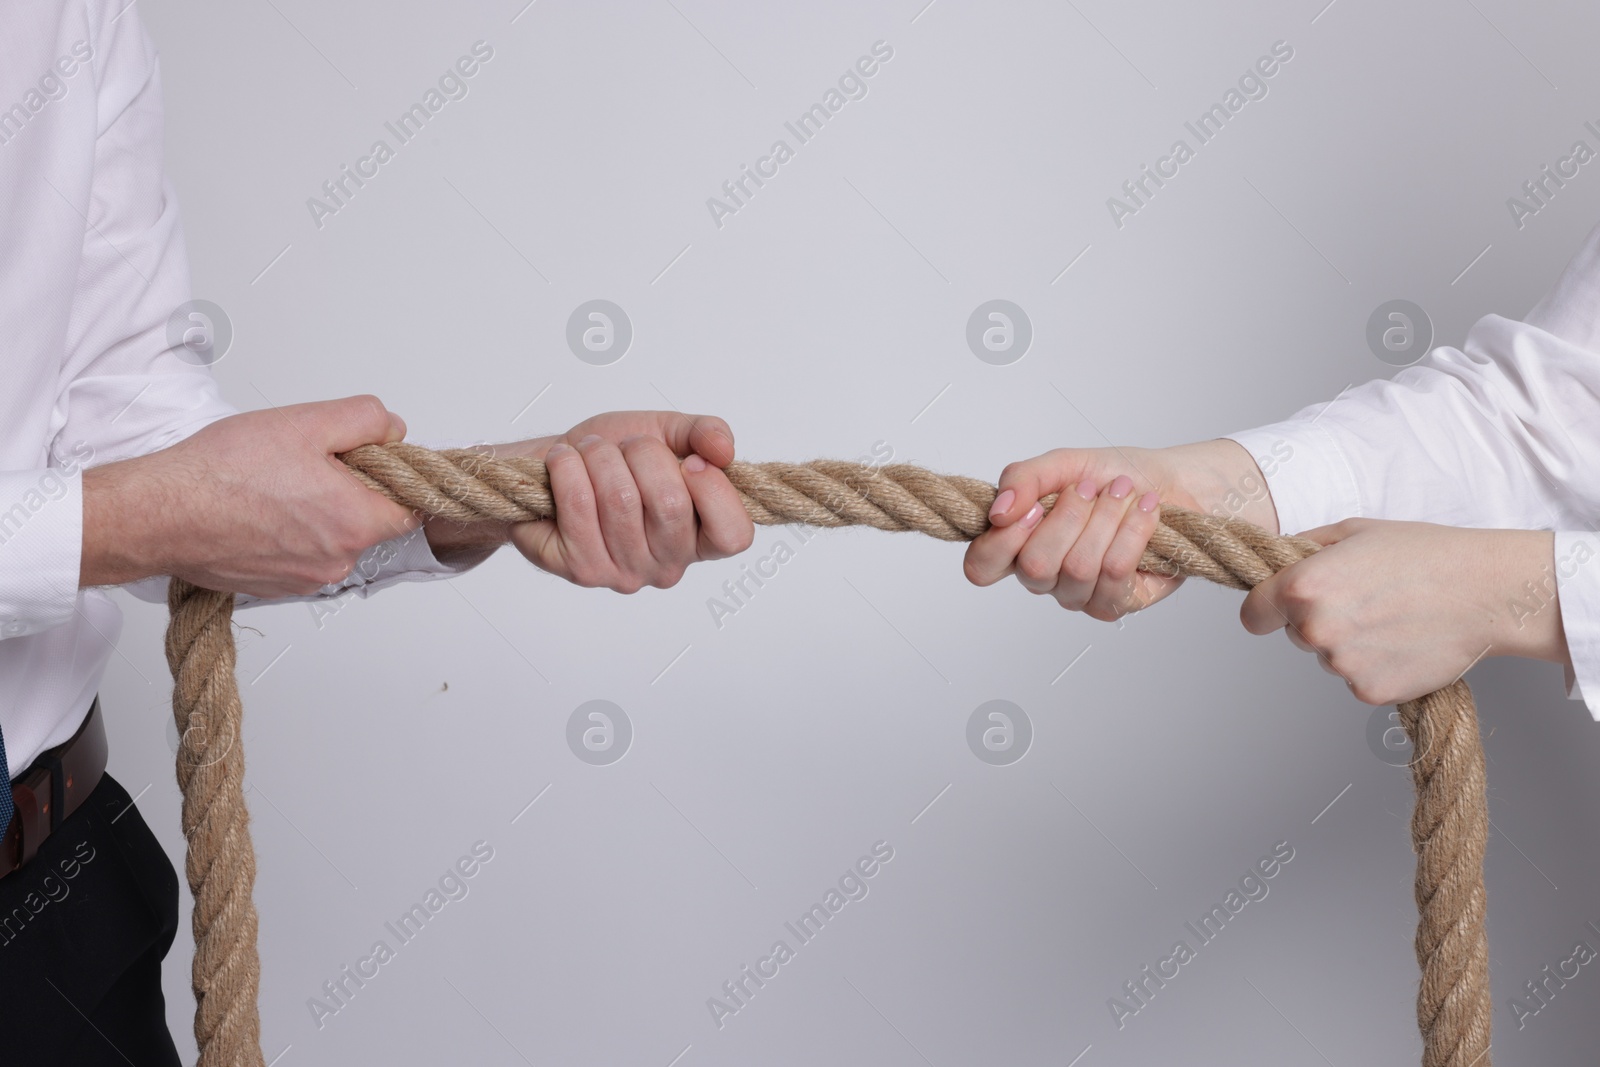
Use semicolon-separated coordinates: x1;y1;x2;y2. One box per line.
164;443;1491;1067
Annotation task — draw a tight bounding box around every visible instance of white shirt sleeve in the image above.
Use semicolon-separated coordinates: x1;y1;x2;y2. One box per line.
0;468;84;639
1225;221;1600;719
0;0;489;630
0;0;502;776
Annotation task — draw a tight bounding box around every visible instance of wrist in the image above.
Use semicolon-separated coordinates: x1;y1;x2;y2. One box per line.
1158;438;1281;535
480;434;562;462
1487;528;1568;664
81;456;166;587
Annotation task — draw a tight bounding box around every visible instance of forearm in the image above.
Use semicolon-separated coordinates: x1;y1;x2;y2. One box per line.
1487;529;1570;665
80;456;168;588
1156;443;1572;672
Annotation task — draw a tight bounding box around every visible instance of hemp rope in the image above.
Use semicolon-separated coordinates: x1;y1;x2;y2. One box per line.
164;444;1491;1067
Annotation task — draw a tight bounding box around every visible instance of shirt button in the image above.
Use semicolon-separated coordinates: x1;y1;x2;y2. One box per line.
3;621;25;636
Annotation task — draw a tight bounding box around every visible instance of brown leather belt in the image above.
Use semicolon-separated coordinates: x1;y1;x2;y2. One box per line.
1;697;108;877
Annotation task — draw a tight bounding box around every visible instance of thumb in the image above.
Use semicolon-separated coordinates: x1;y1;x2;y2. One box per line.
507;520;570;579
296;395;406;454
1239;570;1294;636
1240;520;1353;635
989;450;1100;528
1131;569;1187;611
636;412;736;466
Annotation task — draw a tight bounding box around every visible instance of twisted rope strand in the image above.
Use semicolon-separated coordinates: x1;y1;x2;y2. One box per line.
165;579;264;1067
167;444;1491;1067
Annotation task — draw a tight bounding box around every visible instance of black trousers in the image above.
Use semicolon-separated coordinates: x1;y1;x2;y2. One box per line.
0;773;181;1066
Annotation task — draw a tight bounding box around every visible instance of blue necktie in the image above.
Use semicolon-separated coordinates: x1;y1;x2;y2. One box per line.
0;720;11;839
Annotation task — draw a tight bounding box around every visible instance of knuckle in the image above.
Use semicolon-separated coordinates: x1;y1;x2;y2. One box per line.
1100;548;1136;581
603;481;639;515
1296;618;1328;652
652;490;690;527
962;557;993;587
1058;591;1090;611
1105;576;1138;608
1059;552;1098;585
1082;602;1116;623
1016;552;1056;584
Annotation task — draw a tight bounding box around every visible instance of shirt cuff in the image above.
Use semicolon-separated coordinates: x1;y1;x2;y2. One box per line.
324;526;493;598
124;527;498;608
230;526;496;611
1221;419;1364;536
0;467;84;639
1554;530;1600;721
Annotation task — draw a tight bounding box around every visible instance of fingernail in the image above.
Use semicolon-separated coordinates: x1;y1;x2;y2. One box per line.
684;453;707;473
576;434;603;447
1108;475;1134;499
989;489;1014;519
1075;480;1097;501
546;443;571;458
1019;504;1044;531
1138;491;1158;513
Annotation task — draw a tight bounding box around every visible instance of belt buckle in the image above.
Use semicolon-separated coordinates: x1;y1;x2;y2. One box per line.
10;764;52;867
4;696;101;875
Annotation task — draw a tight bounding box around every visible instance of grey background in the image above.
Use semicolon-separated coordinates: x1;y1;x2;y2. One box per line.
100;0;1600;1063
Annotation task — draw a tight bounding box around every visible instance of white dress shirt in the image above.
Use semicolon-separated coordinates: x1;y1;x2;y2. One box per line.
1;2;472;779
1226;221;1600;720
